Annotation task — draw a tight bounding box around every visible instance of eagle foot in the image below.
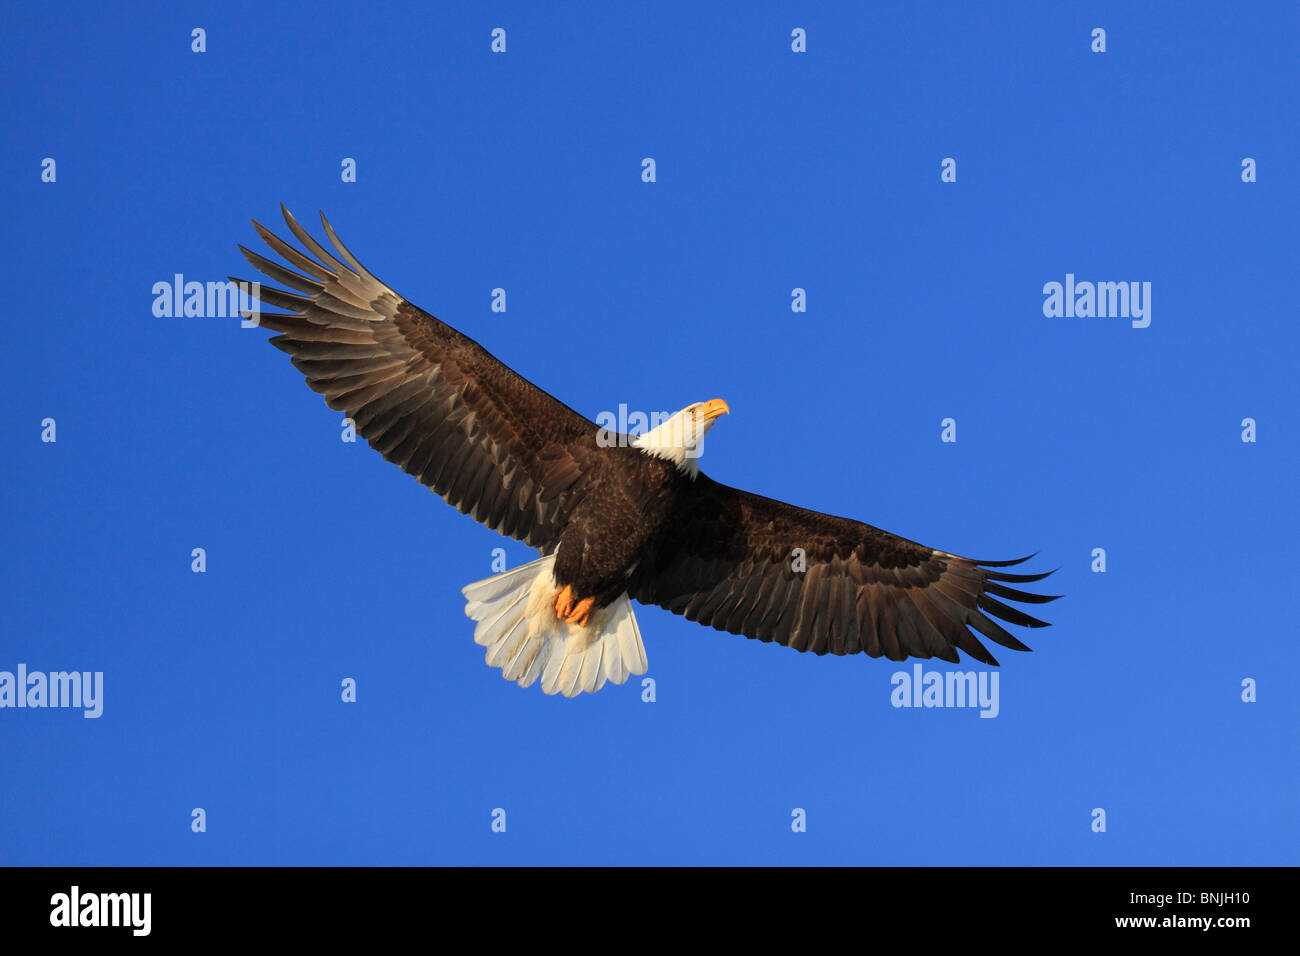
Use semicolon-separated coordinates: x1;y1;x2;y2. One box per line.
555;585;576;620
564;596;595;627
554;586;594;627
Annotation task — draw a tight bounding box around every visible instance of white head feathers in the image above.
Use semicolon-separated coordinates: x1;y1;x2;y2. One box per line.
631;399;729;478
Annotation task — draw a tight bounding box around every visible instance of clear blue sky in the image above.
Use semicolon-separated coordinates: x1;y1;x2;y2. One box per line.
2;0;1295;865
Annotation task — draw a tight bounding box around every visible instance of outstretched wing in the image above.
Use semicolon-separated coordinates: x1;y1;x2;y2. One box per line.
232;206;596;551
631;477;1059;664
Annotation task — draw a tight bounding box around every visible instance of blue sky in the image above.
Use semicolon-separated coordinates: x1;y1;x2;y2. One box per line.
1;0;1296;865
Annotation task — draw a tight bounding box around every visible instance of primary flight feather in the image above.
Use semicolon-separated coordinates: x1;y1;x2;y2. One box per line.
232;207;1059;697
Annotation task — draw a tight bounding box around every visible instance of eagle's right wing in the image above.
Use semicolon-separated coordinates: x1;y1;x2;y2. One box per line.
232;206;596;551
631;476;1060;664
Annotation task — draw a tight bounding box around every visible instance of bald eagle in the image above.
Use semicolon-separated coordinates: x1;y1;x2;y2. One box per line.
232;207;1059;697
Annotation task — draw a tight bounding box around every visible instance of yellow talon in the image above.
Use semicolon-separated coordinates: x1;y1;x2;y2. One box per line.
555;585;576;620
565;596;595;627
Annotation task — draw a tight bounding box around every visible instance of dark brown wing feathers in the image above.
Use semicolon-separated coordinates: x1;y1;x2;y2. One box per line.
232;206;596;552
630;478;1059;665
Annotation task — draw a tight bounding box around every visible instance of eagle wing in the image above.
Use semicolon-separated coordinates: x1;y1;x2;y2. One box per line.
232;206;596;551
631;477;1059;664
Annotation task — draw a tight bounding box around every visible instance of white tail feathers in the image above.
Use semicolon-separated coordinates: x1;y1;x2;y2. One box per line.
461;554;648;697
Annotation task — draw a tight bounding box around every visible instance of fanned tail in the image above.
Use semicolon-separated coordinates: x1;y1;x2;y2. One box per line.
461;554;647;697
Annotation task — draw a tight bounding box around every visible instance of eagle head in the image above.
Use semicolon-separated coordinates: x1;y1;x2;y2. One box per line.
631;398;729;478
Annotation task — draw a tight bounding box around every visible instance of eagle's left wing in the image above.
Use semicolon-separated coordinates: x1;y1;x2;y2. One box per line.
630;476;1059;665
229;206;601;552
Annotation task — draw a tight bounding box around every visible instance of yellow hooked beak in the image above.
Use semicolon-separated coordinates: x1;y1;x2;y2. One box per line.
699;398;730;423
